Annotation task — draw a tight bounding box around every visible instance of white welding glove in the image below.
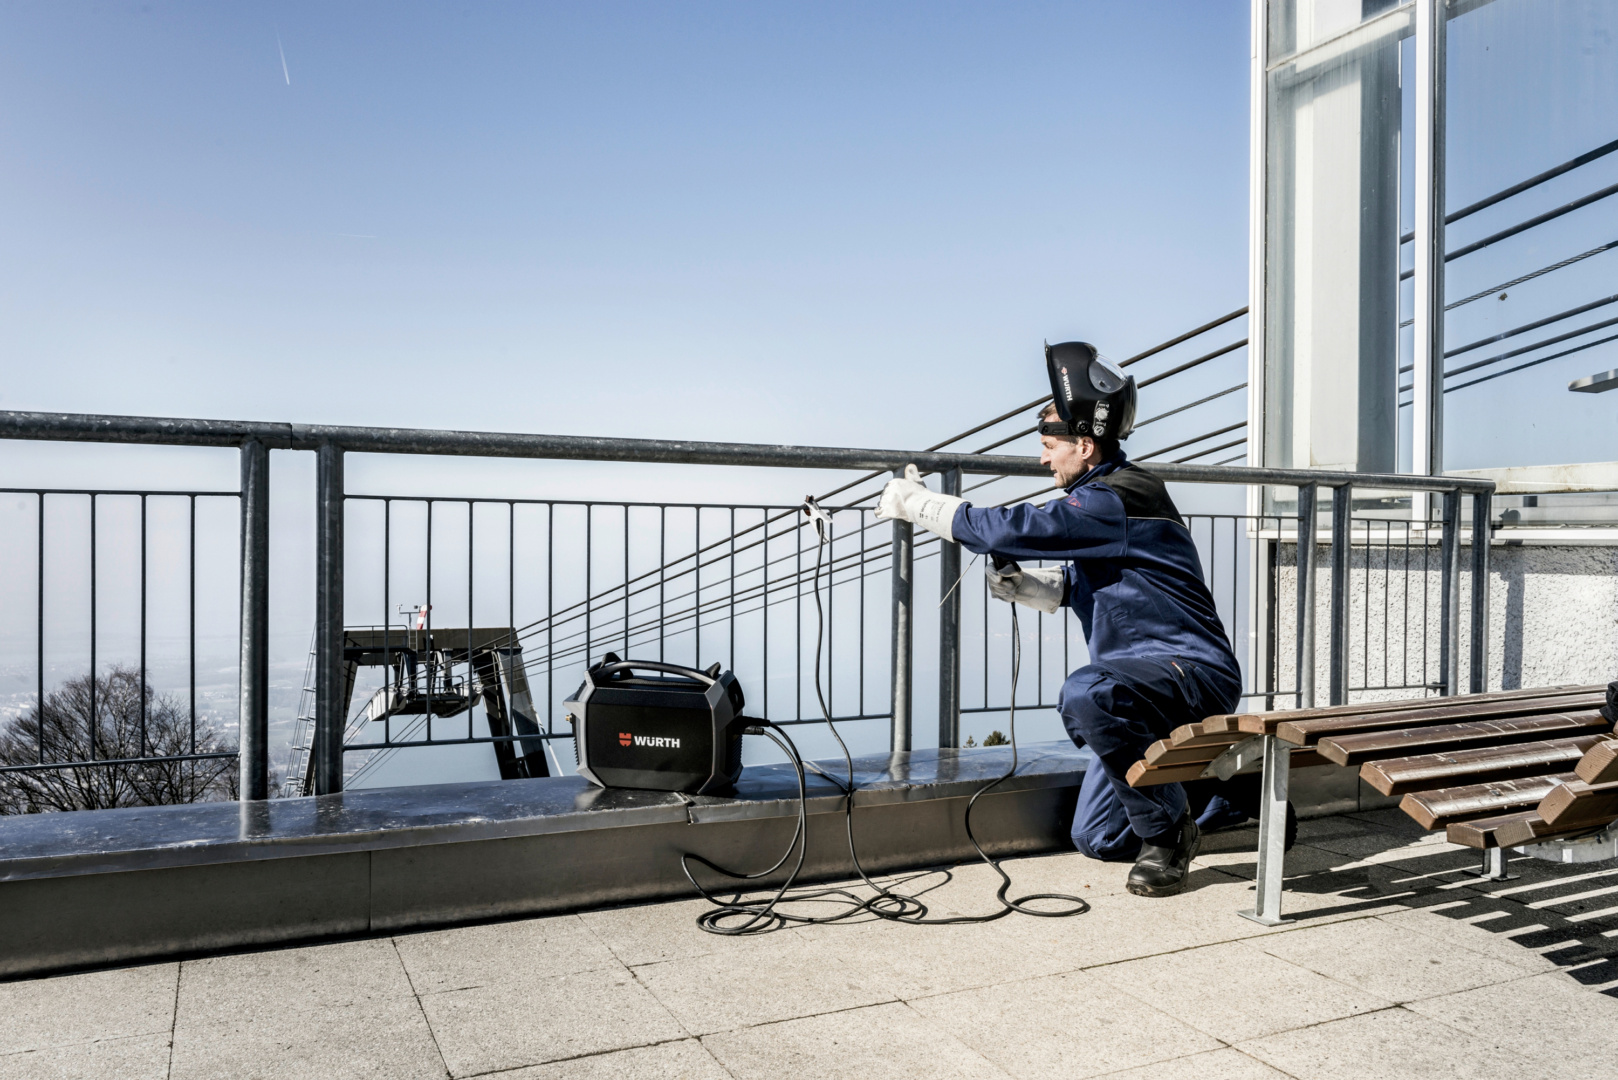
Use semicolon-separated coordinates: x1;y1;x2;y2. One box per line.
875;464;965;542
985;562;1065;614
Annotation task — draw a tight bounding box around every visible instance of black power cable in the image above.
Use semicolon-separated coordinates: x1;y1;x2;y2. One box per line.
681;498;1088;933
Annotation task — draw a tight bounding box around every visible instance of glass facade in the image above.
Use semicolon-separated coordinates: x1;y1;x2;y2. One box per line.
1259;0;1618;482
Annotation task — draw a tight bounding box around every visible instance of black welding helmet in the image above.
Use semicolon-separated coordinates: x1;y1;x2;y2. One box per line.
1040;341;1137;440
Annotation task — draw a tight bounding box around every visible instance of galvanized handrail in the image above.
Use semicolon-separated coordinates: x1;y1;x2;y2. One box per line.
0;408;1494;800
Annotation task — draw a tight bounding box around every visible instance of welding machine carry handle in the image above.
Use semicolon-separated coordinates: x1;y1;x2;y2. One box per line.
589;658;721;687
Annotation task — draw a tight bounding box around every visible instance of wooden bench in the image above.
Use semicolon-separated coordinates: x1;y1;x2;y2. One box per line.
1125;683;1618;923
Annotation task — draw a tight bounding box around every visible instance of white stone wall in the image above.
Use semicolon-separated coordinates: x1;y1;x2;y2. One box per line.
1271;541;1618;701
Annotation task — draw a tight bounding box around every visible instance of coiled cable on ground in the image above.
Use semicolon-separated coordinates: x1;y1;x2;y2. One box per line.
682;497;1089;933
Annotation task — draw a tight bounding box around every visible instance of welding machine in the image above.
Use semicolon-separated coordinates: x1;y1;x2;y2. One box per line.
564;654;749;795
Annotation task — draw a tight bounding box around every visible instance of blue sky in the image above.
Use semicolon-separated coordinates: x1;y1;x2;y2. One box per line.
0;2;1252;785
0;1;1250;462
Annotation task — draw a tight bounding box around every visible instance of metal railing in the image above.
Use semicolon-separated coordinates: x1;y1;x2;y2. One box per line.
0;486;240;780
0;406;1494;801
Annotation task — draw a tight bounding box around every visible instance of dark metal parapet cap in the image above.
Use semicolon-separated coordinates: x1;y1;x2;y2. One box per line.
0;410;1493;493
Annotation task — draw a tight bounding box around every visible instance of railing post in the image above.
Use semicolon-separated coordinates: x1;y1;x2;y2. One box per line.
1328;484;1352;707
1295;484;1318;709
238;437;270;801
938;467;962;750
890;467;914;753
1470;490;1491;693
1440;488;1461;696
313;441;346;795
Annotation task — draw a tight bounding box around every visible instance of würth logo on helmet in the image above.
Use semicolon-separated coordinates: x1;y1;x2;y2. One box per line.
618;732;632;747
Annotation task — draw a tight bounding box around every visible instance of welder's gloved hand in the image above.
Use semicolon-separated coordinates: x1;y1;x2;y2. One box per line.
875;464;965;542
985;562;1064;614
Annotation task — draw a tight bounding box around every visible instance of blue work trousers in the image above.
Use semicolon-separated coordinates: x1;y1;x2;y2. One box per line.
1059;656;1242;861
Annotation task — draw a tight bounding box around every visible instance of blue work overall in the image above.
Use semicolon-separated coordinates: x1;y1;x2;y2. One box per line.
951;452;1247;859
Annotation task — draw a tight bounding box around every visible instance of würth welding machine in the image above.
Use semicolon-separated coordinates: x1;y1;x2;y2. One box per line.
564;653;749;795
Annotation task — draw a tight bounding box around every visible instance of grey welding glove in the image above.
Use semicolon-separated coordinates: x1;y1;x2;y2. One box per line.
875;464;964;542
985;562;1064;614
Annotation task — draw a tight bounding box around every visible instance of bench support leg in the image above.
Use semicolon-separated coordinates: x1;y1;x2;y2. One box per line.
1240;735;1291;926
1465;846;1517;882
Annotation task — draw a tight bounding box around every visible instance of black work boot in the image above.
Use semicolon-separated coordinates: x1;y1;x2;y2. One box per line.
1127;819;1201;898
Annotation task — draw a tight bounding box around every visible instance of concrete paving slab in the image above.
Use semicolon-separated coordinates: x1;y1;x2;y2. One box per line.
0;962;175;1056
916;849;1136;908
909;969;1221;1079
793;910;1084;1000
168;939;442;1080
576;897;735;968
702;1000;1010;1080
984;873;1261;968
1377;904;1562;974
631;932;895;1035
393;913;621;994
1255;917;1531;1003
1092;940;1389;1042
416;964;687;1077
1095;1047;1293;1080
1406;971;1618;1075
472;1038;731;1080
0;1032;171;1080
1152;863;1410;938
1238;1006;1556;1080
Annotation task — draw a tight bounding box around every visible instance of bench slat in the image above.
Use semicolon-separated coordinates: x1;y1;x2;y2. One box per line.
1494;810;1612;848
1399;772;1576;831
1576;740;1618;785
1205;684;1602;737
1359;736;1608;797
1538;779;1618;828
1446;810;1551;849
1316;711;1610;766
1126;749;1329;788
1167;724;1246;750
1276;694;1605;746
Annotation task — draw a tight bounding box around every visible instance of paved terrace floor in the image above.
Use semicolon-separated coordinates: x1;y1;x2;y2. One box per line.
6;808;1618;1080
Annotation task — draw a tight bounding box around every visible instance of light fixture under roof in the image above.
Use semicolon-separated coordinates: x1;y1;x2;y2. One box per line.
1569;368;1618;393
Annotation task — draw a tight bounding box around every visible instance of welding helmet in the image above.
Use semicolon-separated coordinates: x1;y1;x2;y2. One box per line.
1039;341;1136;441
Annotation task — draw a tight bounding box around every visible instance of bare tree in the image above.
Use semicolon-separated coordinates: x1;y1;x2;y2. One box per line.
0;666;238;814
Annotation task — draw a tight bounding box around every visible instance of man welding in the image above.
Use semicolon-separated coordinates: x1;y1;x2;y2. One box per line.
877;341;1276;897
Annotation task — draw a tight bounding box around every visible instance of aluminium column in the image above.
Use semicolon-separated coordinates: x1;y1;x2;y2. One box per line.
937;467;962;750
1411;0;1448;492
238;437;270;801
313;441;346;794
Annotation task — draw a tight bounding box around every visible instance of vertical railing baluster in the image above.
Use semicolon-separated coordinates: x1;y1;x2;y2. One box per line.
384;499;391;750
139;495;147;758
89;494;96;763
313;441;346;795
889;466;913;752
239;439;270;800
1295;484;1318;709
1440;488;1461;696
938;468;962;749
189;495;196;754
1329;484;1352;706
1470;491;1491;694
426;500;434;743
36;493;45;765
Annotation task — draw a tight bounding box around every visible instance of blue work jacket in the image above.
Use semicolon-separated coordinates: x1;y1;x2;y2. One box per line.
950;452;1241;685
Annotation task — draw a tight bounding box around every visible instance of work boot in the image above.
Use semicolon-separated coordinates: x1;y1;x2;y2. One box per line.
1127;819;1201;898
